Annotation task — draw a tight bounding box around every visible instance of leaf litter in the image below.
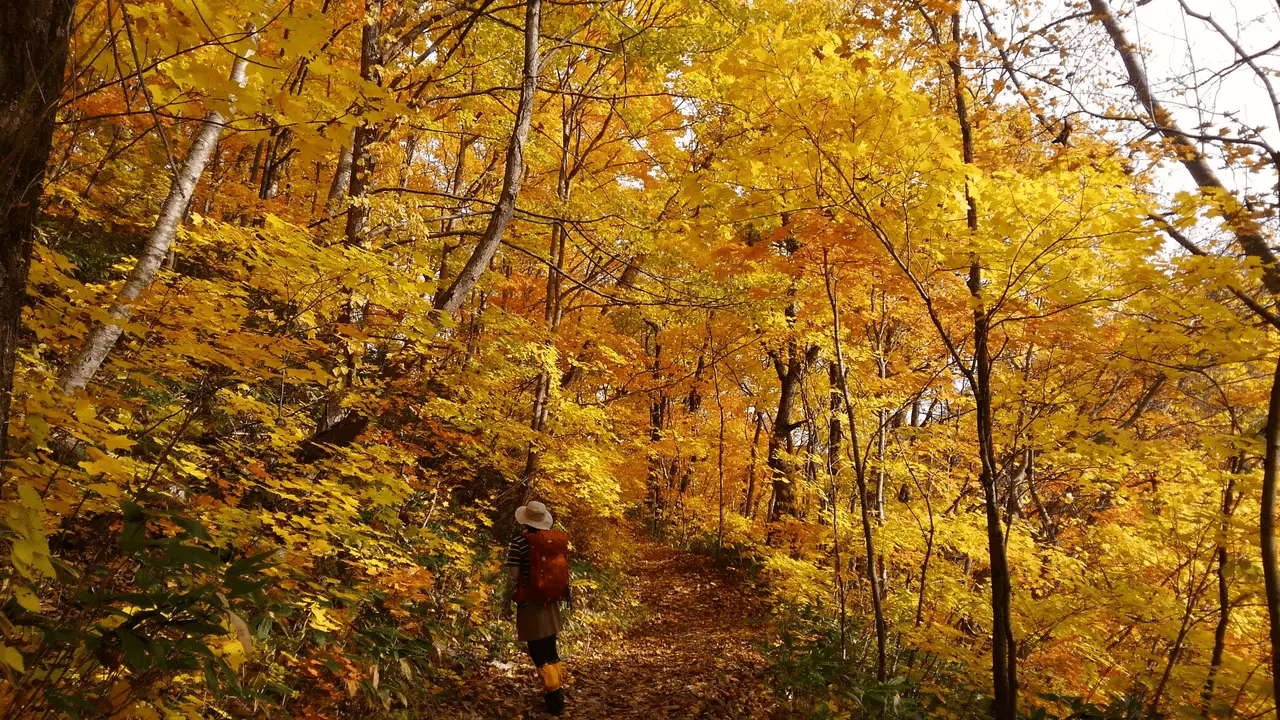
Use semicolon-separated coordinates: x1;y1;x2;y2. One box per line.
434;541;781;719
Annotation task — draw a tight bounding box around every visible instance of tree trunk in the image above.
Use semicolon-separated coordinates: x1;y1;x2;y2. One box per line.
828;361;847;659
248;139;265;190
915;469;935;628
0;0;77;464
436;134;475;287
523;96;575;483
343;0;383;247
646;321;666;533
1263;356;1280;710
952;11;1017;717
873;291;889;523
326;142;354;212
744;409;763;518
259;126;290;201
768;301;817;522
767;348;801;521
1202;463;1239;714
432;0;542;315
59;41;253;394
712;330;727;559
972;278;1017;720
826;258;887;682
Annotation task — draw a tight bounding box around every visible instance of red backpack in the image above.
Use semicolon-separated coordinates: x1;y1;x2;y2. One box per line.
517;530;570;606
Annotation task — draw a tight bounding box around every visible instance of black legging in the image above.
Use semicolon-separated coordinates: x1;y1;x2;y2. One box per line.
526;634;560;668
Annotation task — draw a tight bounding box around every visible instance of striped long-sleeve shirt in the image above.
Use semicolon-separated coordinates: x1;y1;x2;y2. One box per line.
506;532;532;583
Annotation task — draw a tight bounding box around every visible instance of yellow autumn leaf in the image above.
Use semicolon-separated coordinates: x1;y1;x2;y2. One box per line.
0;644;24;672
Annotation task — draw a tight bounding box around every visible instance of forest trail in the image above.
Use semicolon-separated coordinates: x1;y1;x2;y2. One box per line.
436;540;780;719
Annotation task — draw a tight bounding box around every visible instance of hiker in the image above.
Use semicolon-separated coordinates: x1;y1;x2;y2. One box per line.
502;500;572;716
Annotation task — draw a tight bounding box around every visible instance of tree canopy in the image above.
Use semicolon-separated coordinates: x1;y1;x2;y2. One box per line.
0;0;1278;717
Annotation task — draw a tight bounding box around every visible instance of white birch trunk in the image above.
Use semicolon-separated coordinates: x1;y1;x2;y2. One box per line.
432;0;541;315
59;47;253;394
326;142;354;211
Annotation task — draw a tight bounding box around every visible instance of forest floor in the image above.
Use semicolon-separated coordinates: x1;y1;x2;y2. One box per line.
432;539;781;719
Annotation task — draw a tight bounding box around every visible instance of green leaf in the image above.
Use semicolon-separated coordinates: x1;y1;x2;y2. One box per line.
162;543;219;569
147;636;170;671
120;521;147;550
225;550;276;579
116;629;150;671
176;637;215;659
225;577;269;596
175;517;212;542
255;615;272;640
118;500;146;522
203;654;223;698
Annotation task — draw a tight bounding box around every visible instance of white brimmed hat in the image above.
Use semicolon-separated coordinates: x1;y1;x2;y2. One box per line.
515;501;554;530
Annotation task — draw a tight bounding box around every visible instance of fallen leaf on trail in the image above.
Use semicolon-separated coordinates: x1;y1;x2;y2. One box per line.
433;540;778;719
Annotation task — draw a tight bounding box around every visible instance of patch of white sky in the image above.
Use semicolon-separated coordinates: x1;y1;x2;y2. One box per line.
616;137;650;188
1110;0;1277;193
977;0;1279;249
618;79;699;188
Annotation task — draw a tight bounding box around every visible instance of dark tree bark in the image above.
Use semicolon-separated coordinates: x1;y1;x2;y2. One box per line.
326;142;354;212
344;0;384;247
951;11;1017;718
827;361;848;660
744;409;764;518
1263;356;1280;708
1202;460;1240;714
435;135;474;287
646;321;667;533
767;302;817;522
295;413;371;463
766;353;800;520
0;0;77;466
826;262;887;682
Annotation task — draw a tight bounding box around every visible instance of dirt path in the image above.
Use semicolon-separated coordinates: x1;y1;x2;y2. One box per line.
435;541;779;719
